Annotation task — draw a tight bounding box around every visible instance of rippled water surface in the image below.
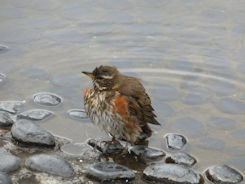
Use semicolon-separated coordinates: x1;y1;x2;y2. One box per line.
1;0;245;177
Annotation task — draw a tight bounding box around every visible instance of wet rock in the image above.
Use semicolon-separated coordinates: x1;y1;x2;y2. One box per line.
33;92;62;106
205;165;243;184
0;101;25;114
87;138;124;154
0;148;20;173
0;172;12;184
11;119;55;147
17;109;53;121
25;154;74;178
130;145;165;163
143;163;202;184
165;152;196;167
165;133;187;150
67;109;88;120
0;111;14;128
216;98;245;114
0;73;7;84
87;162;135;181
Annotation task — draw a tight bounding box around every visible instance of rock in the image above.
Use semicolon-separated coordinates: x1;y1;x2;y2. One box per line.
87;138;124;154
25;154;74;178
130;145;165;163
11;119;55;147
0;73;7;84
216;98;245;114
205;165;243;184
0;111;14;128
0;45;9;54
33;92;62;106
87;162;135;181
0;172;12;184
17;109;53;121
0;101;25;114
143;163;202;184
165;152;196;167
67;109;88;120
0;148;20;173
165;133;187;150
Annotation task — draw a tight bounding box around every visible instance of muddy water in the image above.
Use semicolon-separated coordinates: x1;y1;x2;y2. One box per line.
1;0;245;177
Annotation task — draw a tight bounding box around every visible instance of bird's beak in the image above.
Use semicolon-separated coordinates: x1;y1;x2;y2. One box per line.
82;71;95;80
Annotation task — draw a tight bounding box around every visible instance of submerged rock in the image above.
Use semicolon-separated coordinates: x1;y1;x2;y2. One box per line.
87;138;124;154
130;145;165;163
11;119;55;147
33;92;62;106
205;165;243;184
0;172;12;184
17;109;53;121
87;162;135;181
25;154;74;178
165;152;196;167
0;111;14;128
165;133;187;150
67;109;88;120
143;163;202;184
0;148;20;173
0;45;9;54
0;101;25;114
0;73;7;84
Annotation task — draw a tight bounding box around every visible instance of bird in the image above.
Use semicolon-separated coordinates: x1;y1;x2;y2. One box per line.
82;65;160;147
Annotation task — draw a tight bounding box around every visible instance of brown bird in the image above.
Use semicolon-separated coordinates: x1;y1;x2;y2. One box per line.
82;65;160;146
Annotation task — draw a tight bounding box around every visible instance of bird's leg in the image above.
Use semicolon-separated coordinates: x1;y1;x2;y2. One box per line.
120;141;129;156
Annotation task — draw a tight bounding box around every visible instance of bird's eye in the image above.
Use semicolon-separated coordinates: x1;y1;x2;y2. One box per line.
96;76;103;80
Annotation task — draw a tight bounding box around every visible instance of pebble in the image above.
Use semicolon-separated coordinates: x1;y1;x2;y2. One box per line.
0;101;25;114
87;138;124;154
11;119;55;147
205;165;243;184
25;154;74;178
0;148;20;173
17;109;53;121
33;92;62;106
0;111;14;128
0;73;7;84
0;172;12;184
67;109;88;121
165;133;187;150
165;152;196;167
130;145;165;163
87;162;135;181
143;163;202;184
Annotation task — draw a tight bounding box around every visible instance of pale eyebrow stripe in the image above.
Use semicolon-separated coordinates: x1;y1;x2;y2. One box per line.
100;75;113;79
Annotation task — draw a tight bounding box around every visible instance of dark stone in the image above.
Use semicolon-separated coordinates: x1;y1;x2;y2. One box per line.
0;45;9;54
216;98;245;114
67;109;88;120
171;117;204;137
209;117;236;130
33;92;62;106
0;172;12;184
165;133;187;150
17;109;53;121
0;111;14;128
206;165;243;184
130;145;165;163
165;152;196;167
0;73;7;84
143;163;202;184
0;148;20;173
87;162;135;181
25;154;74;178
87;138;124;154
0;101;25;114
11;119;55;147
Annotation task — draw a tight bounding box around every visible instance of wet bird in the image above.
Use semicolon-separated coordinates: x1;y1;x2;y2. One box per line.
82;66;160;146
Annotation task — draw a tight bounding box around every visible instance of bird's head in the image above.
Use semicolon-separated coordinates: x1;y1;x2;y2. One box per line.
82;65;120;91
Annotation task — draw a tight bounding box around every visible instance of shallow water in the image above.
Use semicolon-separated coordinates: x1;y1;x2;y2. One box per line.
1;0;245;177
